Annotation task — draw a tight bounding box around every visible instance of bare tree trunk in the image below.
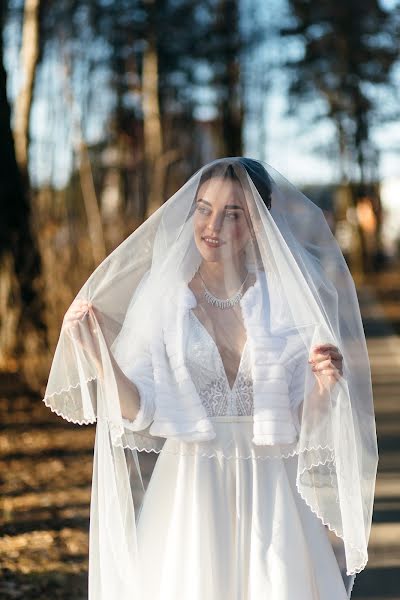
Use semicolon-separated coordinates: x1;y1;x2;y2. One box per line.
13;0;41;173
142;34;163;165
78;141;107;265
331;114;365;280
145;149;180;218
218;0;243;156
61;59;106;266
0;4;47;385
142;24;165;217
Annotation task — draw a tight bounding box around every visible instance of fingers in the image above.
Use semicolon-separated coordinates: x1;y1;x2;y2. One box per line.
62;299;94;330
312;343;338;352
62;299;99;352
310;350;343;362
309;354;342;370
65;310;102;371
309;344;341;359
316;364;342;376
311;357;342;373
309;344;342;365
311;356;342;369
309;343;344;386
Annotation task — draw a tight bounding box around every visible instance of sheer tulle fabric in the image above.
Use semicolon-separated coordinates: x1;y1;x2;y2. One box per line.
43;158;378;599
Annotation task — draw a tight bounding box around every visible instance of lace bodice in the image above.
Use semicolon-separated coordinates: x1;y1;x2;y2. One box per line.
185;311;254;417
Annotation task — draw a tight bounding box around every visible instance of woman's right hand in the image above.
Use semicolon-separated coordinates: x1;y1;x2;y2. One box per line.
62;298;103;375
62;298;93;330
62;298;141;420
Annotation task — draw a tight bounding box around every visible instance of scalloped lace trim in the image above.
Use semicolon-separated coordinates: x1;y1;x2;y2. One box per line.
42;376;97;425
113;436;335;460
295;474;368;577
43;396;96;425
44;376;97;399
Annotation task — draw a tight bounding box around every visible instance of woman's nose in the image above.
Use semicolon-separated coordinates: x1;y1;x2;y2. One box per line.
206;211;224;232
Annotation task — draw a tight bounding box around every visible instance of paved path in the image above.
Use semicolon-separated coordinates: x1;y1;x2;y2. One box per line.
352;286;400;599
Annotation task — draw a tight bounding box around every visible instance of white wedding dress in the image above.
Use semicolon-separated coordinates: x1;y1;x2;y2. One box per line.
127;309;350;600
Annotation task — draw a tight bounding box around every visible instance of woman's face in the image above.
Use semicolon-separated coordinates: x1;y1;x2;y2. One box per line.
193;176;253;263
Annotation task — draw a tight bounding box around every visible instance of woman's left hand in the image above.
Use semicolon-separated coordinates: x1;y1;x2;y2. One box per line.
309;343;343;391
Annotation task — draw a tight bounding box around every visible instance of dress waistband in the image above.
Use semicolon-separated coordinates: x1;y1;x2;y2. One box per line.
210;416;253;423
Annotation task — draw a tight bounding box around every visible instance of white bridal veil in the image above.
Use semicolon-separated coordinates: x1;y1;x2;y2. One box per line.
43;157;378;598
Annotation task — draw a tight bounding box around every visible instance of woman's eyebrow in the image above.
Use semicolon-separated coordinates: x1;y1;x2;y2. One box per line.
196;198;244;210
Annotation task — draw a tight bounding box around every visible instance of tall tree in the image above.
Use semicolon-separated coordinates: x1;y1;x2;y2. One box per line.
0;0;46;382
282;0;398;184
216;0;243;156
13;0;41;173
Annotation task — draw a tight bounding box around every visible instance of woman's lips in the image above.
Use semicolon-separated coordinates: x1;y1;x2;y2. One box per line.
202;236;225;248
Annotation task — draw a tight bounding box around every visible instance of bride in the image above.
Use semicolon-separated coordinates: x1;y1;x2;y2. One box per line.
44;157;378;600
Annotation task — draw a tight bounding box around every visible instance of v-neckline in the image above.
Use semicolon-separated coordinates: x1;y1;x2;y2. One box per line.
189;310;248;393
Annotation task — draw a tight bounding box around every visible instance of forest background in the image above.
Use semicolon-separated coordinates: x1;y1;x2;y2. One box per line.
1;0;400;392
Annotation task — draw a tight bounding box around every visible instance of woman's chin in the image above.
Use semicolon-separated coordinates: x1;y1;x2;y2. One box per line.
201;249;220;259
198;247;229;263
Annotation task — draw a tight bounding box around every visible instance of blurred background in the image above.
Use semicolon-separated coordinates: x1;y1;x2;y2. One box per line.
0;0;400;598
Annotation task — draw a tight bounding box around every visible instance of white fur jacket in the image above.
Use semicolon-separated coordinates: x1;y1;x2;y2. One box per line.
119;269;308;446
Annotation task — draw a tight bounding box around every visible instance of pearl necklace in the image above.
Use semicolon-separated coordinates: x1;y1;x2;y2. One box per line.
198;268;249;309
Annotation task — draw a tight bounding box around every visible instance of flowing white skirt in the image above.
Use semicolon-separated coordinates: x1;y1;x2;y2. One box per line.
135;418;350;600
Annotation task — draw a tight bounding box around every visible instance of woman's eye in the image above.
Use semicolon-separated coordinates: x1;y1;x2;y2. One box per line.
225;212;239;220
195;205;239;221
196;206;211;215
